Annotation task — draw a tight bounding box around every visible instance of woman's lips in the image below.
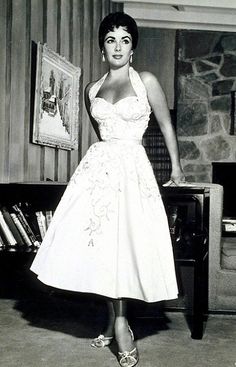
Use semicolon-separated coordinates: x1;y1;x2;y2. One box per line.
113;55;122;59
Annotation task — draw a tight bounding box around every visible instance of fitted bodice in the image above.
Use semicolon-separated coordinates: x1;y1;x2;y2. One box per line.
89;67;151;142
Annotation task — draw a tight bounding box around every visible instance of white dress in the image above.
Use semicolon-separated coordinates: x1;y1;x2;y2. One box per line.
30;67;178;303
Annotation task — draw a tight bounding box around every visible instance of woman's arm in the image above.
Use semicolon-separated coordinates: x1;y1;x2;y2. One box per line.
84;83;102;141
140;71;185;184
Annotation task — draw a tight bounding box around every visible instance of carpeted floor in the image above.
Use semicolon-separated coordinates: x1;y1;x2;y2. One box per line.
0;291;236;367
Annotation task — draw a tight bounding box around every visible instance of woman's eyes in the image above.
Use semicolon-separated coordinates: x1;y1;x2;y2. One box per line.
106;38;130;44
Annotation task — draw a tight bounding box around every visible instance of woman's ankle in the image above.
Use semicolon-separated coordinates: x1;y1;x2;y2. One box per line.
114;318;134;352
102;318;115;337
102;326;114;337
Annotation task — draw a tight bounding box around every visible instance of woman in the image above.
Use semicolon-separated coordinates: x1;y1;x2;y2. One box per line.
31;12;185;367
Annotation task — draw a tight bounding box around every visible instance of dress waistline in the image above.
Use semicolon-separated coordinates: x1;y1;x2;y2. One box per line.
103;138;142;145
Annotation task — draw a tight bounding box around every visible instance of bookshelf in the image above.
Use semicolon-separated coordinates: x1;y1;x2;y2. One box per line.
143;110;176;185
0;182;67;297
0;182;66;252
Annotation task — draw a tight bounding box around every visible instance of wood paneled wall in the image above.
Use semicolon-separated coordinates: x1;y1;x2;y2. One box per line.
0;0;120;183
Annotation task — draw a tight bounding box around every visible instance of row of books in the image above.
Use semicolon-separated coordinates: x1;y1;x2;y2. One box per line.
143;127;171;184
0;202;53;250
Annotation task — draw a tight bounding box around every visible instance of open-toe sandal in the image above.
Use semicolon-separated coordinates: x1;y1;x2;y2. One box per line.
91;334;113;348
118;347;139;367
117;326;138;367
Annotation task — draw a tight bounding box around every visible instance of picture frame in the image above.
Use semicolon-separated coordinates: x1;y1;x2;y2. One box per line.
32;43;81;150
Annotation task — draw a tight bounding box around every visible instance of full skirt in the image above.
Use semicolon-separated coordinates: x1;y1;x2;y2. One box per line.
31;141;178;303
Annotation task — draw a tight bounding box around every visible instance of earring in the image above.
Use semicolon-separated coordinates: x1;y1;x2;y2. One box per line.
102;51;105;62
130;53;133;64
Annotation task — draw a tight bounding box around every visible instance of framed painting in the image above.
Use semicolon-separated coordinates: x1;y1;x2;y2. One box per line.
32;43;81;150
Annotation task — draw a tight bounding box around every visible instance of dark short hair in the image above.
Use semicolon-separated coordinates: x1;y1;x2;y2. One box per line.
98;12;138;51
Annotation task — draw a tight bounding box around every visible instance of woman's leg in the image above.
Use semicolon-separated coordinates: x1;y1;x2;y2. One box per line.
91;300;115;348
93;298;135;352
113;299;134;352
92;298;138;364
102;300;115;337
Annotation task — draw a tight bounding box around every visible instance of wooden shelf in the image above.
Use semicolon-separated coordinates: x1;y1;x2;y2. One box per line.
0;182;67;251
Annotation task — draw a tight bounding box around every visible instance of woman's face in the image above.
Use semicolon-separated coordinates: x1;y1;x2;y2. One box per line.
103;26;133;68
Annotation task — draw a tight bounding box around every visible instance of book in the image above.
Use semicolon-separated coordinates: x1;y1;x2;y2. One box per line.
12;204;40;247
45;210;53;229
222;217;236;224
1;206;25;246
25;202;43;242
17;202;42;243
222;217;236;232
0;231;5;247
36;211;47;240
10;213;33;247
0;211;17;247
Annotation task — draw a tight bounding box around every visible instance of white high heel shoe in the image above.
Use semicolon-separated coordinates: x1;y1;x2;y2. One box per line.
118;347;139;367
117;326;139;367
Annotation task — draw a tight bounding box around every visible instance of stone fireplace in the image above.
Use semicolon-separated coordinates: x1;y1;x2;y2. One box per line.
177;30;236;182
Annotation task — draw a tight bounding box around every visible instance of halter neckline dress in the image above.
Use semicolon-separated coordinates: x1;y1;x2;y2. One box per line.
31;67;178;303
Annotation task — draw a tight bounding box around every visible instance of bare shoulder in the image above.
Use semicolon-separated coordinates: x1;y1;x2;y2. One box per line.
139;71;161;90
138;70;167;107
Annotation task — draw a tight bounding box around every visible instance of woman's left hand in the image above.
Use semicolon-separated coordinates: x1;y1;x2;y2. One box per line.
163;167;186;186
171;167;186;185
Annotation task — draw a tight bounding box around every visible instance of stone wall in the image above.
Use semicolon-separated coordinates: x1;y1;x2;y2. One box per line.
177;30;236;182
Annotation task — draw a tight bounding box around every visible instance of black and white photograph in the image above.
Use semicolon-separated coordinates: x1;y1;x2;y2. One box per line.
0;1;236;367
